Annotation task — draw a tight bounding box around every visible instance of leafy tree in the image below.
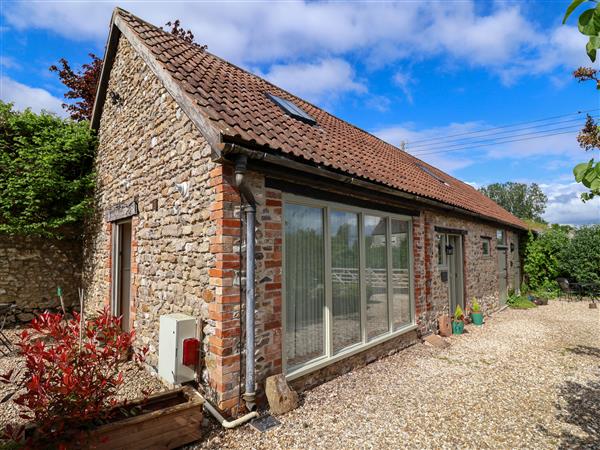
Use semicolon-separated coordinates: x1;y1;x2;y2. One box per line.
49;54;103;122
0;102;96;237
50;20;198;121
563;0;600;201
560;225;600;283
479;182;547;222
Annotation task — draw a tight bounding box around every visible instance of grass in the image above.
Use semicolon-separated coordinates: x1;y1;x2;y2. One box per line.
507;295;537;309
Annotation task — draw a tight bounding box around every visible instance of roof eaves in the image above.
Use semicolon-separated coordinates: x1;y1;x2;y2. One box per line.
222;142;528;231
90;8;122;131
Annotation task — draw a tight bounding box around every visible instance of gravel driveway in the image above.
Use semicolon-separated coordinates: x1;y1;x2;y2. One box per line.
201;301;600;449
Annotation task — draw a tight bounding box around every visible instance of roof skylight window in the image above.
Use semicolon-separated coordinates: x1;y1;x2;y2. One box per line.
416;163;449;186
267;93;316;125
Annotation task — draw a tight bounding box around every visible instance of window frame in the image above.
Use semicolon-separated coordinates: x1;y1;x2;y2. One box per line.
436;233;447;268
481;237;491;257
496;229;506;246
282;194;416;380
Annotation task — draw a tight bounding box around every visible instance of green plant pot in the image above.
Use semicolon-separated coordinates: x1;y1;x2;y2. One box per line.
471;312;483;325
452;320;464;335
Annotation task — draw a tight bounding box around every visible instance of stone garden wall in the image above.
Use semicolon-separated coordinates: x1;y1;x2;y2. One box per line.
0;234;82;323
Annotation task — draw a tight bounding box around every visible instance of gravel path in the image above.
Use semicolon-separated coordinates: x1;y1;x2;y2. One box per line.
0;328;165;429
201;301;600;449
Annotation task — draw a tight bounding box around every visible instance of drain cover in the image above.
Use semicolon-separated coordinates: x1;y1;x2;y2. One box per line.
250;414;281;432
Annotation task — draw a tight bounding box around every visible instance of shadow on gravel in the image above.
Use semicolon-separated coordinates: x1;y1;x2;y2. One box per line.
550;370;600;449
566;345;600;359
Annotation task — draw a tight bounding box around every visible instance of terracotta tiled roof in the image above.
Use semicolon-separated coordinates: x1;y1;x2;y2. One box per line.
112;9;527;230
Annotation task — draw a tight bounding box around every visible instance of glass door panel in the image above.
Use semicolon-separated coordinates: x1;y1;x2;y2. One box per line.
391;219;411;329
284;204;325;368
364;215;388;340
330;210;361;352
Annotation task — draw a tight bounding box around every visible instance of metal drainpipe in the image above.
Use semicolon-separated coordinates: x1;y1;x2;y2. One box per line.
234;155;257;411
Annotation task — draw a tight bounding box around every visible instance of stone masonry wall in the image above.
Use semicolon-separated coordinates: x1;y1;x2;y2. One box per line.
0;234;82;322
84;36;220;393
424;210;521;323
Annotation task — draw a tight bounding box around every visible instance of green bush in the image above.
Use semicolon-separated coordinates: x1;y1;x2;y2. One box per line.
0;101;96;237
560;225;600;283
523;229;569;290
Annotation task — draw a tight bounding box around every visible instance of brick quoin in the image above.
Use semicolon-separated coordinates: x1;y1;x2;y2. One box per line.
207;164;243;414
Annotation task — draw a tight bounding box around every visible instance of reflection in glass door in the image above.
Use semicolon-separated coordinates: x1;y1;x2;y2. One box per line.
330;210;361;353
364;215;388;340
284;204;325;369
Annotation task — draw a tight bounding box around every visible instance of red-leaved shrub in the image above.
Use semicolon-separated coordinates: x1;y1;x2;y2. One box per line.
1;308;147;447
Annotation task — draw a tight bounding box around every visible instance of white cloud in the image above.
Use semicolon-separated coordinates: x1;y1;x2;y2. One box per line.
1;1;588;84
392;71;415;104
0;76;66;116
541;182;600;226
256;58;366;103
0;56;20;69
365;95;392;113
484;129;583;160
373;122;478;173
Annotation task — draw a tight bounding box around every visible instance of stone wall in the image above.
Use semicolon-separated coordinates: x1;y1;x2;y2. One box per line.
0;234;82;323
423;210;520;325
84;36;217;378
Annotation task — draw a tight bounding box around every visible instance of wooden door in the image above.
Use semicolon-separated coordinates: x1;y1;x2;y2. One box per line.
498;248;508;305
112;221;132;331
447;235;464;315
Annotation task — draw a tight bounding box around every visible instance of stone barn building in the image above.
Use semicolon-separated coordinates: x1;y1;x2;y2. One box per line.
86;8;527;416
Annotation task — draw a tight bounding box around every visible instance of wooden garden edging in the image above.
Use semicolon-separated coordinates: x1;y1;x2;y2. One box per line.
86;386;203;449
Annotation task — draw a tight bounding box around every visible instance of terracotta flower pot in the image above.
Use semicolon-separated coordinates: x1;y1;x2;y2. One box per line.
438;315;452;337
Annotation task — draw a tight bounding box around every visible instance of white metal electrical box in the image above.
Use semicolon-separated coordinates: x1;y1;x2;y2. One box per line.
158;313;197;385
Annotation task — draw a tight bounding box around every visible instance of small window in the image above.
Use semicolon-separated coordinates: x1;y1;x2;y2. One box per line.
496;229;506;245
267;93;316;125
436;233;447;266
482;239;490;256
416;164;449;186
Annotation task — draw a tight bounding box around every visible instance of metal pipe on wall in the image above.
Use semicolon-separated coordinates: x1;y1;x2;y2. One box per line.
234;155;257;411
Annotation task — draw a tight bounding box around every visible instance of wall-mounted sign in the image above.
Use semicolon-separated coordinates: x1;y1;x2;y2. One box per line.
106;200;138;222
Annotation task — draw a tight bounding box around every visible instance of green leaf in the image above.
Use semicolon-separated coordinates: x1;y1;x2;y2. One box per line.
588;45;598;61
578;9;597;35
590;35;600;49
583;167;598;185
563;0;589;24
574;162;591;182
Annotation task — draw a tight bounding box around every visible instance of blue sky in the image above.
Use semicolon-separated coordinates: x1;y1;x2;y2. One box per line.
1;0;599;224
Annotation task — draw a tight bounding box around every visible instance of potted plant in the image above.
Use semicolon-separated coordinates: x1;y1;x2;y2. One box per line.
471;299;484;325
452;305;464;335
0;309;203;449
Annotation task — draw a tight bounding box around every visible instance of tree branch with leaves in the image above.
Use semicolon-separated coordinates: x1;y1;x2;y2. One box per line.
563;0;600;201
50;20;199;122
